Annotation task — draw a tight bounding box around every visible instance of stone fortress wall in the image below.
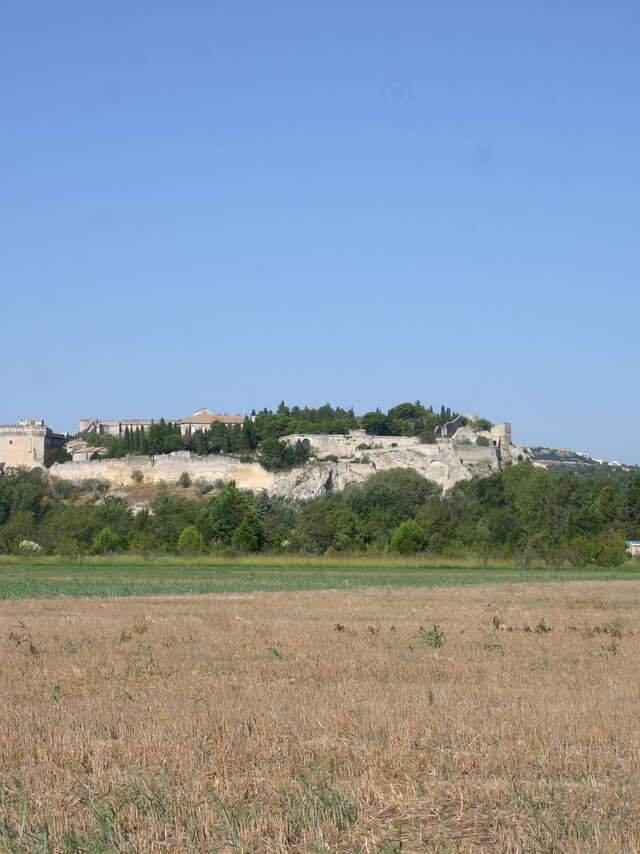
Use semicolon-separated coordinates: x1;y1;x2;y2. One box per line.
48;420;526;499
49;451;274;492
283;433;422;458
283;422;514;459
0;420;48;468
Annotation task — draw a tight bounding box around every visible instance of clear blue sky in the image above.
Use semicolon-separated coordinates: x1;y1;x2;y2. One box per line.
1;2;639;463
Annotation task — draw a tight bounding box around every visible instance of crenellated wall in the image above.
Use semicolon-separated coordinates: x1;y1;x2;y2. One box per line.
0;422;48;468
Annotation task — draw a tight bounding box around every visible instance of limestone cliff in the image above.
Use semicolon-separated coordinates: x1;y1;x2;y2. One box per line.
48;434;527;498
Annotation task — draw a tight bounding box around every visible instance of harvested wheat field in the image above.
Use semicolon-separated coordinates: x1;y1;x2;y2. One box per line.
2;581;640;853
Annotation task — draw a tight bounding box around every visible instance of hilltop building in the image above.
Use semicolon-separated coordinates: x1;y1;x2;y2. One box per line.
0;419;66;469
78;417;161;437
178;408;245;436
79;409;246;440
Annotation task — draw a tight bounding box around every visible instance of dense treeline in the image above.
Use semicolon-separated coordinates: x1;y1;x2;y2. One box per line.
1;462;638;565
80;401;466;470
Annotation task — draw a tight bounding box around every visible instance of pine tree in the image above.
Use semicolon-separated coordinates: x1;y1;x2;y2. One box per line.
231;509;264;552
243;419;258;449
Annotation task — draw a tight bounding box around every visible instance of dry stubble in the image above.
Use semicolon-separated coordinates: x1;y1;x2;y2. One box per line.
1;581;640;852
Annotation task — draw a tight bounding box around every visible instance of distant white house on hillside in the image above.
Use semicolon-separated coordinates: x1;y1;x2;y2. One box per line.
178;408;245;437
627;541;640;558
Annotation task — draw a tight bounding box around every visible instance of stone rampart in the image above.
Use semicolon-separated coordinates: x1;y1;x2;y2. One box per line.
49;452;273;491
282;433;421;457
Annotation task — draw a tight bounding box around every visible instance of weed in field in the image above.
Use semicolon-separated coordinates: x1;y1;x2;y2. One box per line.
281;776;357;847
212;794;246;852
132;620;149;636
124;641;158;677
59;639;78;654
481;633;505;655
417;624;446;648
508;773;600;850
535;618;552;634
597;641;620;657
8;623;40;657
267;646;284;658
529;659;551;672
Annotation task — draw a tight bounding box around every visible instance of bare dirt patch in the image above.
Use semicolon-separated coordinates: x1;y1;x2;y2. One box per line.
1;581;640;852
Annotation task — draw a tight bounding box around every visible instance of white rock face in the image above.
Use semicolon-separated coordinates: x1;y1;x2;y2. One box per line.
48;437;528;499
272;439;518;498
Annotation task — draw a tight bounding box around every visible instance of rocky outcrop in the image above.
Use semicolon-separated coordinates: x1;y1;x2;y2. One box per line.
271;441;507;499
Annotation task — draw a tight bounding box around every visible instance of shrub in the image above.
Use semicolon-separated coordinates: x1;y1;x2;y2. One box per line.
90;526;123;555
18;539;42;554
389;520;425;554
177;472;191;488
474;418;493;431
78;478;110;494
131;470;144;484
176;525;206;555
54;536;83;557
193;479;213;495
52;479;76;499
597;542;626;567
476;436;490;446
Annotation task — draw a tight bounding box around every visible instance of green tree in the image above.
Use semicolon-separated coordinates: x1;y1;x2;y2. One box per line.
344;469;440;541
622;472;640;537
258;438;295;471
201;482;251;544
361;411;390;436
231;510;264;552
333;509;365;551
176;524;207;555
290;493;347;553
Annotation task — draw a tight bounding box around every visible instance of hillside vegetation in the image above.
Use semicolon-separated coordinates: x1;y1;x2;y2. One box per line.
2;460;639;565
